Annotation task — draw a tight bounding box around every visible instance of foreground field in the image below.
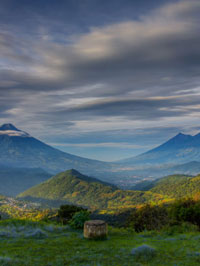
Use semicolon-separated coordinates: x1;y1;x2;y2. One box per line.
0;220;200;266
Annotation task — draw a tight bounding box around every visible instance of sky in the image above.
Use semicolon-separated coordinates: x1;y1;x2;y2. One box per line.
0;0;200;161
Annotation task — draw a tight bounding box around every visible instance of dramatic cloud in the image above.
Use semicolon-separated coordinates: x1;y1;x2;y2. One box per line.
0;0;200;160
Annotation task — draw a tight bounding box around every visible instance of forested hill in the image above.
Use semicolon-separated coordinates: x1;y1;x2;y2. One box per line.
149;174;200;199
18;169;117;209
133;174;200;199
18;169;168;210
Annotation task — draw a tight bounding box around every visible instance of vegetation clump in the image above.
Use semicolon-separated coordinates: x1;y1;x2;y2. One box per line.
69;210;90;229
57;204;90;229
58;204;85;224
127;204;169;232
131;244;156;261
169;198;200;228
127;198;200;232
25;228;48;239
0;256;13;266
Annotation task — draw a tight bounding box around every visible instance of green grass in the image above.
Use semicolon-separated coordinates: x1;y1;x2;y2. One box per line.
0;220;200;265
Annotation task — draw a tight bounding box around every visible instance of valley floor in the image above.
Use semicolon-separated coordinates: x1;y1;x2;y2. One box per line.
0;220;200;265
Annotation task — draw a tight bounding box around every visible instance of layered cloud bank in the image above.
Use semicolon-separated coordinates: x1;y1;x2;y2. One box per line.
0;0;200;159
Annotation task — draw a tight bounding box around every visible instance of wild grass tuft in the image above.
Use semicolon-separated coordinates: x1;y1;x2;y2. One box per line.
131;244;156;261
0;257;13;266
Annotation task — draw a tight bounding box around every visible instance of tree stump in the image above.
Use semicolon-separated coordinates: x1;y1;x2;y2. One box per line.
84;220;107;239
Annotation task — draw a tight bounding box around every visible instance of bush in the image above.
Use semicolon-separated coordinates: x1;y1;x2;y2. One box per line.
91;209;132;227
58;205;85;224
169;198;200;228
162;222;199;235
127;204;169;232
69;210;90;229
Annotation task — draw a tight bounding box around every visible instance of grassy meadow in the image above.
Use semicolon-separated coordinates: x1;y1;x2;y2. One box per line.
0;219;200;266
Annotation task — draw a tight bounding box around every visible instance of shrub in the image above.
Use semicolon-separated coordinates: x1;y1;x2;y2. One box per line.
162;222;199;235
131;244;156;261
92;209;132;227
127;204;169;232
69;210;90;229
58;204;85;224
169;198;200;228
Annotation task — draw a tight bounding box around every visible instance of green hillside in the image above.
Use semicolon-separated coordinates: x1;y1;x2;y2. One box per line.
18;169;170;210
149;174;200;199
18;169;116;209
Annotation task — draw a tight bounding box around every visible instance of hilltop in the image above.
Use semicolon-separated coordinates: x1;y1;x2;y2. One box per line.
18;169;170;210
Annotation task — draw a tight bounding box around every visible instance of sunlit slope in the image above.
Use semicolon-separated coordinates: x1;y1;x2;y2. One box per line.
18;169;170;209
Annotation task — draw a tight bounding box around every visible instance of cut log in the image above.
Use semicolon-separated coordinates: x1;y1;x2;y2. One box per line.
84;220;107;239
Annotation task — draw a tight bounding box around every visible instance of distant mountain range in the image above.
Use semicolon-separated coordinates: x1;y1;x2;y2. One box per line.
1;123;200;190
112;132;200;185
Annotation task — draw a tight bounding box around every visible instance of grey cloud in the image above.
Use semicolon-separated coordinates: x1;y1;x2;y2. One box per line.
0;0;200;152
0;32;35;65
43;126;183;144
1;0;200;97
34;0;200;96
50;96;200;121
